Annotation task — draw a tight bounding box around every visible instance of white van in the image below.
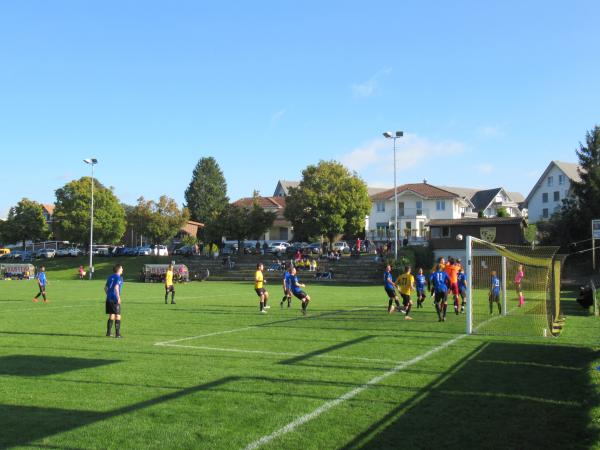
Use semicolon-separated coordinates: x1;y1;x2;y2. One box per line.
152;245;169;256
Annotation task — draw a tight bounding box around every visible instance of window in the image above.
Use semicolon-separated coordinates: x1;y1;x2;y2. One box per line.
553;191;560;202
398;202;405;217
416;201;423;215
542;208;549;218
558;174;565;185
542;193;548;203
442;226;450;238
436;200;446;211
547;176;554;187
376;201;385;212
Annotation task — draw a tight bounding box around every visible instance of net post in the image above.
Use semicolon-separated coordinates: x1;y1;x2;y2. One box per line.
501;256;508;316
466;235;473;335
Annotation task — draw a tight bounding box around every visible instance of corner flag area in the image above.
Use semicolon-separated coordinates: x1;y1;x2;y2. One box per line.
1;280;599;449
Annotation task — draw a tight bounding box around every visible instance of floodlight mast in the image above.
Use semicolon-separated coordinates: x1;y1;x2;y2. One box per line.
83;158;98;279
382;131;404;260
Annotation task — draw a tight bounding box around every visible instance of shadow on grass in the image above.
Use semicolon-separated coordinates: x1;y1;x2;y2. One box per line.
343;342;599;450
0;376;238;449
0;355;118;377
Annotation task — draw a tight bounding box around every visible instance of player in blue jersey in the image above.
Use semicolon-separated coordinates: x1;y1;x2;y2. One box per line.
32;266;48;303
415;268;426;308
489;270;501;315
289;267;311;315
384;264;402;314
430;264;450;322
280;264;292;308
457;267;467;314
105;264;124;338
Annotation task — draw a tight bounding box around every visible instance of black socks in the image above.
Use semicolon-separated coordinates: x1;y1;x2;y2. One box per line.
107;319;114;336
115;320;121;336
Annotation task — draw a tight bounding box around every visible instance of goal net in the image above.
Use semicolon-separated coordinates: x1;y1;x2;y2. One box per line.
465;236;561;337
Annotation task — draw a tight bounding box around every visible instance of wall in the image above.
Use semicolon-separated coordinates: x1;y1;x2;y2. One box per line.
527;165;572;222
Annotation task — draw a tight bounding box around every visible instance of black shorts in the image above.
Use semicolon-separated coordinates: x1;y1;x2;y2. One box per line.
105;301;121;315
400;293;411;306
255;288;266;297
165;285;175;293
459;288;467;298
293;290;307;300
489;293;500;302
434;291;448;304
38;285;46;293
416;289;425;299
385;287;396;299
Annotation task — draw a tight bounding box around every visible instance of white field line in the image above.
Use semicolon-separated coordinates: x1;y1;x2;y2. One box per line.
243;332;467;450
158;343;402;365
243;305;511;450
153;306;374;346
2;304;98;313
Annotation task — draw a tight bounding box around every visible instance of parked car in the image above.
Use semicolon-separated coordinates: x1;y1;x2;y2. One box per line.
333;241;350;253
55;248;70;257
0;248;11;257
268;242;290;254
173;245;194;256
307;242;323;254
151;245;169;256
222;243;238;255
37;248;56;259
67;248;83;257
286;242;309;254
134;246;152;256
113;247;128;257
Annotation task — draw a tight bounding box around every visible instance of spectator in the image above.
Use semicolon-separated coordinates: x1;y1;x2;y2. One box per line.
357;237;362;252
262;241;269;255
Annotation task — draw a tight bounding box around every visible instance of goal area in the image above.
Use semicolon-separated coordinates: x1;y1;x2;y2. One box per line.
465;236;562;337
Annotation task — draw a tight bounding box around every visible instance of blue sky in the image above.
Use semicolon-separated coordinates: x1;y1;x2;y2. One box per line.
1;1;599;217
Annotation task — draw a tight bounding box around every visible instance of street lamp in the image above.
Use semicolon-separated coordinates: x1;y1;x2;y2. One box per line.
383;131;403;260
83;158;98;279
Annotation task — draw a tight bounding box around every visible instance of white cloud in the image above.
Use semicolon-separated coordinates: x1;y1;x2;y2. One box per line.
340;133;465;183
477;124;504;138
476;163;494;174
351;67;392;98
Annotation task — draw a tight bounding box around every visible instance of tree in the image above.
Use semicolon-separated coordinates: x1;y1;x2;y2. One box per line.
496;207;510;218
2;199;48;248
542;126;600;246
129;196;189;245
54;177;126;245
284;160;371;247
184;157;229;241
218;196;276;249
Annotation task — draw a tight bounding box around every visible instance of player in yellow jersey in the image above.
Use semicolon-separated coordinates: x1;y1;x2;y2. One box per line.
165;264;176;304
396;266;415;320
255;263;270;313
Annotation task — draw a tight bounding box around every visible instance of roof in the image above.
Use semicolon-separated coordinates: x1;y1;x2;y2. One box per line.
428;217;526;227
370;183;459;201
180;220;204;236
470;188;503;211
233;196;286;209
524;160;582;206
42;204;55;215
274;180;299;196
440;186;525;210
367;187;389;196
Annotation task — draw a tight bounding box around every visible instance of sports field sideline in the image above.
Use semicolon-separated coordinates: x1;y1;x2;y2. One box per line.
1;279;599;449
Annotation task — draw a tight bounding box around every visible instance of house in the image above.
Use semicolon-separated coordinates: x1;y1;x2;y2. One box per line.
233;196;292;241
428;216;528;261
366;182;473;243
440;187;525;217
41;204;55;231
179;220;204;237
524;161;581;222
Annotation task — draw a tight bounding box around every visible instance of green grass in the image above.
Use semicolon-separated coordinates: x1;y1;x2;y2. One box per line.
1;278;599;449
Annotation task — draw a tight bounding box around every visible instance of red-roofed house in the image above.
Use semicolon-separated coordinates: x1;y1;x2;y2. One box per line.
367;182;474;243
41;204;55;232
233;196;293;241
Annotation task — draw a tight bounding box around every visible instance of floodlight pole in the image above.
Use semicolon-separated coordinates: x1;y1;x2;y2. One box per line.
501;256;507;316
466;235;473;335
84;158;98;279
383;131;403;259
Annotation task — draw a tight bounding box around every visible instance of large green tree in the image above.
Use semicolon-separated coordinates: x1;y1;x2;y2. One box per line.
184;157;228;241
1;199;48;248
53;177;126;245
541;126;600;246
217;196;276;248
284;160;371;246
129;196;190;245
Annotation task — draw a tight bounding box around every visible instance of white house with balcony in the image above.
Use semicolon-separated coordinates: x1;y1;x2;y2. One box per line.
366;182;473;243
524;161;581;222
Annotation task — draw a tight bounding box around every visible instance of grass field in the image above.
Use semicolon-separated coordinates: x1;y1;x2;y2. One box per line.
1;277;600;449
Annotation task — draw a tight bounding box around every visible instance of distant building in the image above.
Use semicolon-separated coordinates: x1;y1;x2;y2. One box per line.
524;161;581;222
440;187;524;218
233;196;292;241
367;182;473;244
180;220;204;237
41;204;55;231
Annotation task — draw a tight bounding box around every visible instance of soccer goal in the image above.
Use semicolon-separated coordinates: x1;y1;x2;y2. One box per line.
465;235;562;337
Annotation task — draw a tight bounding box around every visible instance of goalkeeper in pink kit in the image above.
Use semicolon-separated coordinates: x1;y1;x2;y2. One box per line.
515;264;525;307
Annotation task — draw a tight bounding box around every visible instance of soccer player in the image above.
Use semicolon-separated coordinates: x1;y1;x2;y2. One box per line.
457;267;467;313
280;264;292;308
445;258;461;315
33;266;48;303
430;263;450;322
384;264;402;314
289;267;311;315
489;270;501;314
396;266;415;320
515;264;525;307
255;263;270;313
105;264;124;338
428;257;446;297
415;268;426;308
164;264;176;304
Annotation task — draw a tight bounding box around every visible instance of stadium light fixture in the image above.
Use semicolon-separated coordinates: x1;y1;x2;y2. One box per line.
83;158;98;280
383;131;404;260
